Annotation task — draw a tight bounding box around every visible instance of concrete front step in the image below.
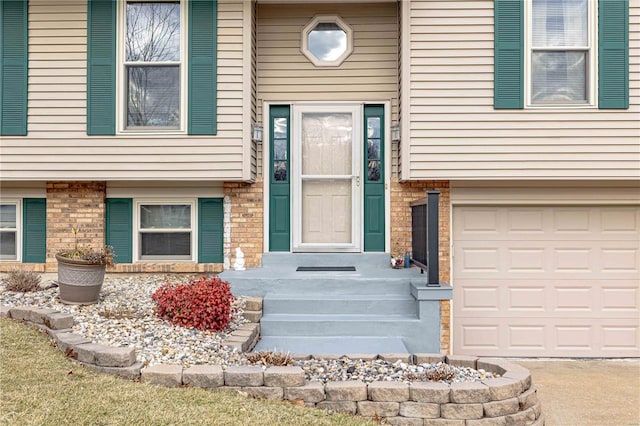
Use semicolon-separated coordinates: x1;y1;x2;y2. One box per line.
263;293;417;316
261;252;392;268
253;336;409;355
260;313;420;337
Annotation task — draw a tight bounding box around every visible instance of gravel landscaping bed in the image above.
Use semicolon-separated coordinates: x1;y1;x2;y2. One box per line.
1;273;495;384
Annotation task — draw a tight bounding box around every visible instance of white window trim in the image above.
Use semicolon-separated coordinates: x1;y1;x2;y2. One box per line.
116;0;188;135
0;200;21;262
133;199;197;262
524;0;598;109
301;15;353;67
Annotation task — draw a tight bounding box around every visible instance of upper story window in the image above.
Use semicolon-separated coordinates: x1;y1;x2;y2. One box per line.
122;1;185;132
527;0;595;106
302;16;353;67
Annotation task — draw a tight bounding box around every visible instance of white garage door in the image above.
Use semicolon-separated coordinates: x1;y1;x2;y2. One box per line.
453;206;640;357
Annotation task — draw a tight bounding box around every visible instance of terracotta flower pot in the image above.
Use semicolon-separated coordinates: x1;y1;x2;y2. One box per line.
56;254;106;305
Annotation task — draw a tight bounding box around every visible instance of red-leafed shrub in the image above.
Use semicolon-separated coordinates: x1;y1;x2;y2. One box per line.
151;276;235;332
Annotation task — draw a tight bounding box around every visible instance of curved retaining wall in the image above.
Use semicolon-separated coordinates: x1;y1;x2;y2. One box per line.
1;305;544;426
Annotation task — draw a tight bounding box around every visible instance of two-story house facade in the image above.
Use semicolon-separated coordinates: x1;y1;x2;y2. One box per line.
1;0;638;357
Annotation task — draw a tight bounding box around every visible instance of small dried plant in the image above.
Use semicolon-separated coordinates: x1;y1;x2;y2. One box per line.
246;351;294;367
2;269;42;292
406;363;457;382
56;225;116;266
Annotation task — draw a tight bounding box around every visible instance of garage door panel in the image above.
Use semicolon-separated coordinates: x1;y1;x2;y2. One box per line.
453;205;640;357
455;316;640;357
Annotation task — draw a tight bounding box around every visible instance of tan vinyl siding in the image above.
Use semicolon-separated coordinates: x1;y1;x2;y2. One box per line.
256;2;399;150
405;0;640;181
0;0;249;182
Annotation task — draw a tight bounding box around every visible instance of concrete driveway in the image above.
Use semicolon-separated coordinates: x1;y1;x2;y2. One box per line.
514;359;640;426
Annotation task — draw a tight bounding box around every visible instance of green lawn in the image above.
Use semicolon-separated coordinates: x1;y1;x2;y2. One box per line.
0;319;374;425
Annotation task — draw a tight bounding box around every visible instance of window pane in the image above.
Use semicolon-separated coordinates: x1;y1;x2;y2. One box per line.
0;231;17;258
367;139;380;161
532;0;587;47
367;160;381;182
274;161;287;182
273;117;288;139
308;22;347;62
532;51;587;103
127;66;180;128
0;205;17;228
367;117;381;139
140;204;191;229
140;232;191;257
126;2;180;62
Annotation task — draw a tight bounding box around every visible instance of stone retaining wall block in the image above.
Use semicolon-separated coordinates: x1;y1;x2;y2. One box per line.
343;354;378;361
466;416;508;426
450;382;491;403
483;397;519;417
502;369;532;393
44;312;74;330
141;364;183;387
445;355;478;369
383;416;424;426
440;403;484;420
0;306;10;318
95;346;136;368
379;353;412;363
81;362;144;380
224;366;264;386
476;359;507;375
29;308;57;324
54;332;90;357
517;385;538;410
264;366;305;387
183;365;224;388
414;353;446;364
357;401;400;417
242;386;284;400
423;418;465;426
410;381;451;403
284;381;325;403
325;380;367;401
316;401;357;414
368;381;410;402
399;401;440;418
531;413;545;426
531;401;542;419
244;297;263;311
481;378;522;401
243;310;262;323
76;343;110;364
8;306;31;321
506;406;536;425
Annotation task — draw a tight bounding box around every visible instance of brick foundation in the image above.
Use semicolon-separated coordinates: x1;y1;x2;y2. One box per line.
223;180;264;269
45;181;107;272
390;179;451;354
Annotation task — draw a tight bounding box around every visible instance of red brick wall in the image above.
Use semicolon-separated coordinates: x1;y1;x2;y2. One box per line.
224;180;264;269
390;179;451;354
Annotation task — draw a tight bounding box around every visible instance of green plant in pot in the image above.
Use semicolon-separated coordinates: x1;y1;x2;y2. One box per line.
55;226;115;305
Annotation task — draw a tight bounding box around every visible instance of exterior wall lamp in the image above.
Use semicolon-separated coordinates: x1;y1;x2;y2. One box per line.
391;122;401;142
252;123;263;143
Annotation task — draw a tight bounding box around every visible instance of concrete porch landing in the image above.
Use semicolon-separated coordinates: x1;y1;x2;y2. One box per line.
219;253;451;355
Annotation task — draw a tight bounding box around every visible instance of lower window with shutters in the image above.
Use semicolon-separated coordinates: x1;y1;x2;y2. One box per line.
107;197;223;263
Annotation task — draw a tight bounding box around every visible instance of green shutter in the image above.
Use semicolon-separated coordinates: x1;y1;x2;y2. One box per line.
269;105;290;251
87;0;116;135
599;0;629;109
106;198;132;263
22;199;46;263
198;198;223;263
1;0;28;136
494;0;524;109
188;0;218;135
363;105;385;252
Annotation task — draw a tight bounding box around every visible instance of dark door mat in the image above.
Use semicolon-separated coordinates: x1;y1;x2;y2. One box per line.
296;266;356;272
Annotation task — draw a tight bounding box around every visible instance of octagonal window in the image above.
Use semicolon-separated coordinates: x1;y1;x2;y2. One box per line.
302;16;353;67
